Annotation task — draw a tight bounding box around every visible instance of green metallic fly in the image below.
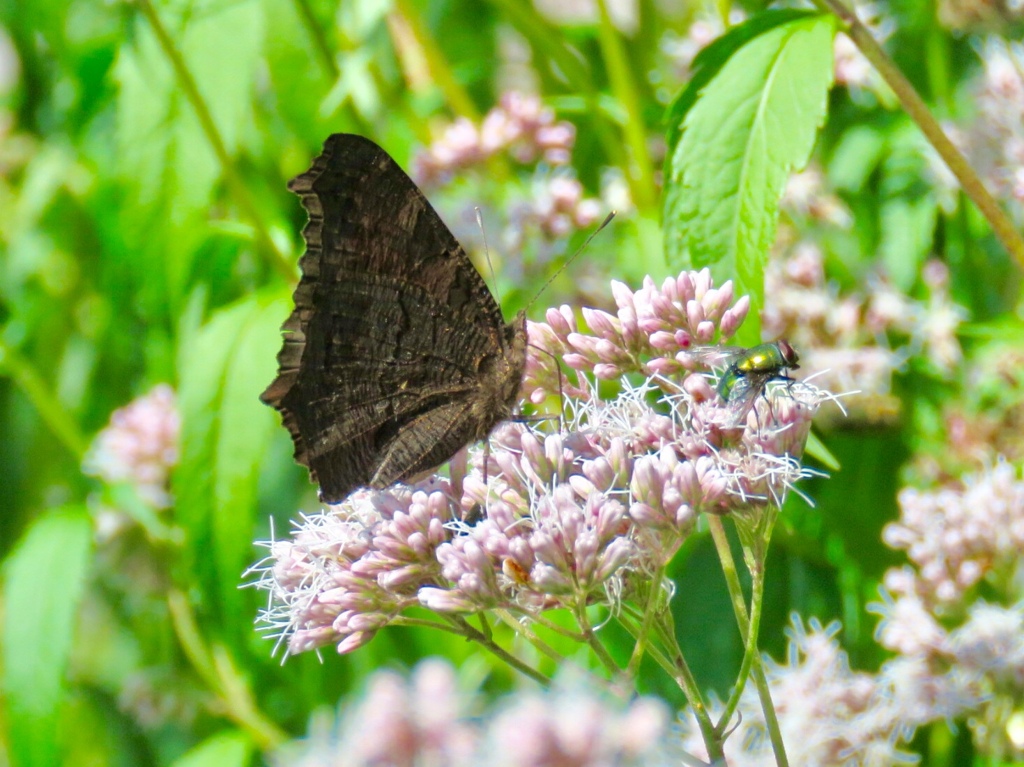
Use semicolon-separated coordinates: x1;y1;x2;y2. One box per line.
690;340;801;426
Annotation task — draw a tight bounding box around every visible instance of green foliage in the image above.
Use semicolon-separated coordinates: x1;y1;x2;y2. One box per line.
3;506;93;767
175;292;286;638
169;731;254;767
663;11;835;344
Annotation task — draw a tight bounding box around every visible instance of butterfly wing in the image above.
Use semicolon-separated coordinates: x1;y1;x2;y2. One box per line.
262;134;526;503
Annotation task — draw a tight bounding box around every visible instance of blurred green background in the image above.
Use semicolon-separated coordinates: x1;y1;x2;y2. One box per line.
2;0;1023;764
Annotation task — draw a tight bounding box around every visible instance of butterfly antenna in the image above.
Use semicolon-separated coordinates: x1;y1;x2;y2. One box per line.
522;211;614;435
475;207;503;305
525;211;616;312
521;343;567;435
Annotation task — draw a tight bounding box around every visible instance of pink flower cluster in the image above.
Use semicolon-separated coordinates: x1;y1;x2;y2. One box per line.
83;384;179;508
882;461;1024;606
252;482;451;655
254;426;655;655
525;269;749;392
412;92;602;252
486;674;670;767
505;175;603;248
413;92;576;187
421;428;640;614
681;618;941;766
253;270;832;657
870;462;1024;757
273;659;672;767
868;579;1017;730
273;659;475;767
961;40;1024;218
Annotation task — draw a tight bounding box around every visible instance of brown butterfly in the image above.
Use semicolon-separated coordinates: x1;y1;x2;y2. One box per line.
261;134;527;504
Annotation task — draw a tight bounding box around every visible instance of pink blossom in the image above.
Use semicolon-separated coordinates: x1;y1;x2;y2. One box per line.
84;384;180;509
254;270;830;657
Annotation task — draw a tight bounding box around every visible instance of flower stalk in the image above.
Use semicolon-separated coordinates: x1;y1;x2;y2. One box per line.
811;0;1024;269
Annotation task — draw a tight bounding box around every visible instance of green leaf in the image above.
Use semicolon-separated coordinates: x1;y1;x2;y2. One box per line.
174;291;289;634
663;9;819;156
168;730;253;767
262;0;339;146
828;124;886;193
879;196;937;290
3;505;93;767
663;13;836;345
114;0;264;312
877;123;939;291
805;430;840;472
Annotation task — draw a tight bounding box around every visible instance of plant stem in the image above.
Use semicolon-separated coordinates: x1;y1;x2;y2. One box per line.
716;616;757;734
135;0;293;281
0;339;88;460
532;612;587;640
625;565;665;680
812;0;1024;270
654;611;726;763
477;610;494;641
492;608;567;665
716;564;764;738
616;610;676;682
594;0;658;214
717;512;789;767
450;615;551;685
167;590;288;750
391;0;479;121
749;649;789;767
291;0;338;79
739;555;789;766
708;517;749;630
574;605;623;678
392;615;468;633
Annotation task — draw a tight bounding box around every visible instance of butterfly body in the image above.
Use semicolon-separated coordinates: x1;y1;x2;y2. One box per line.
262;134;527;503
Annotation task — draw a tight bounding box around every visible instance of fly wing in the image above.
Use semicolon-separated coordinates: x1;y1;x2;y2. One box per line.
682;344;745;371
714;374;761;427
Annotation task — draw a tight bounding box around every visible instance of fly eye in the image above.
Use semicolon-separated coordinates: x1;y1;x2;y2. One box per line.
778;340;799;368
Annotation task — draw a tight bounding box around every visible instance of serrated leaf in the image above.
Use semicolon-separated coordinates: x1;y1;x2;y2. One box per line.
664;9;819;156
3;505;93;767
175;291;289;630
664;13;835;345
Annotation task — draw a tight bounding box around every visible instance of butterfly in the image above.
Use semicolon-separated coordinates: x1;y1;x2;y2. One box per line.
261;134;527;504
